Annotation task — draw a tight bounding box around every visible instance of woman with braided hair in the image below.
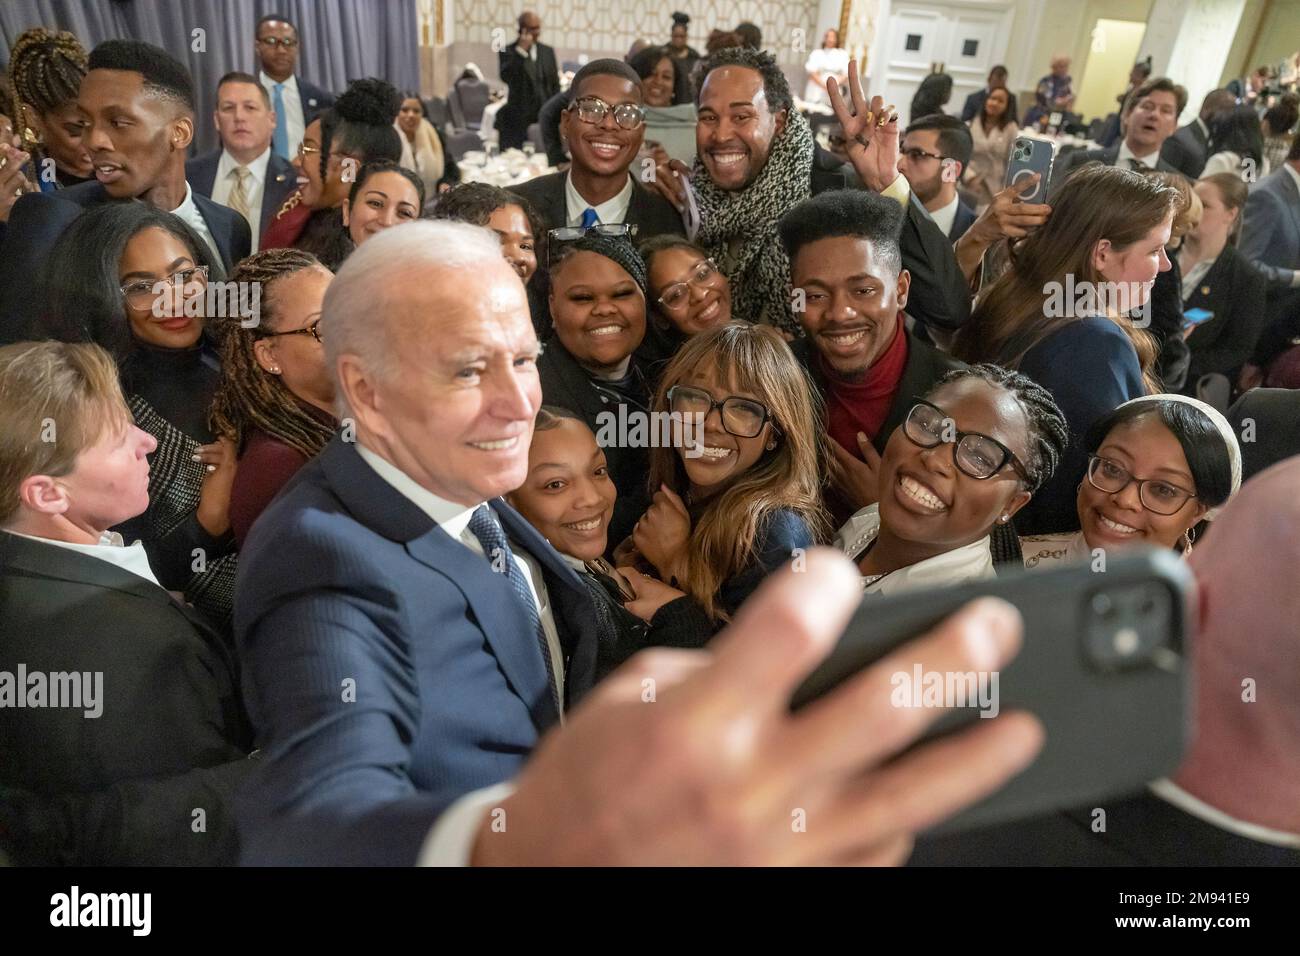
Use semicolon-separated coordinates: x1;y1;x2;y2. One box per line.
6;27;93;188
261;77;403;265
210;248;336;545
833;364;1069;595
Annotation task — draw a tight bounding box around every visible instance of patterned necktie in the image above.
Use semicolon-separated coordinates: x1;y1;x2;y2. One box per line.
467;505;560;711
227;166;252;221
272;82;290;159
580;207;599;229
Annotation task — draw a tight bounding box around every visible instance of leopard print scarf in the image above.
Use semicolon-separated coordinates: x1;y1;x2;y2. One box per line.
692;109;815;335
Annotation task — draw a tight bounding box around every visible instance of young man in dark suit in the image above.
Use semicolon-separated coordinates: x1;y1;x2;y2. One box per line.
496;10;560;150
780;189;962;527
1237;143;1300;389
187;72;296;253
1052;76;1186;192
255;14;335;161
509;59;684;242
0;341;253;866
0;40;251;342
898;113;978;241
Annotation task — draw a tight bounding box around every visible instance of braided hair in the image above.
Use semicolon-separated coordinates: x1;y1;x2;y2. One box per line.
8;28;87;121
932;364;1069;494
209;249;335;458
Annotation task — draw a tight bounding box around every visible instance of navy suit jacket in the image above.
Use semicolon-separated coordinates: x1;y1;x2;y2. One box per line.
233;436;600;866
186;148;297;238
949;199;978;241
0;180;251;343
1239;166;1300;366
296;77;335;122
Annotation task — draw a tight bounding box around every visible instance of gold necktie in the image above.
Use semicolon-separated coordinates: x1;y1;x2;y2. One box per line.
228;165;251;221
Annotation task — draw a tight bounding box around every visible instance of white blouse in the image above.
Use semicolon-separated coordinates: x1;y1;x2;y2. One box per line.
834;504;997;595
966;118;1019;211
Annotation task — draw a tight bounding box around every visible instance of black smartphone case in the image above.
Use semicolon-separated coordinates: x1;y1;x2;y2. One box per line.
790;549;1195;834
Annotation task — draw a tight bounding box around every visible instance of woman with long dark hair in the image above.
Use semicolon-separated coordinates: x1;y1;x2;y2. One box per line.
952;163;1182;535
41;202;237;624
1202;105;1267;177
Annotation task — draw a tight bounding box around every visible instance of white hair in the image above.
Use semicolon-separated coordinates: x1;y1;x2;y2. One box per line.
322;220;508;416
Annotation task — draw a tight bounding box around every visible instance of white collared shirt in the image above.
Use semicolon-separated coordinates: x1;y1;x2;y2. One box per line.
260;71;305;159
10;530;162;587
513;44;538;61
355;444;566;712
927;193;960;238
834;504;997;595
1117;140;1162;170
170;182;223;265
212;147;272;251
564;170;634;228
1149;779;1300;848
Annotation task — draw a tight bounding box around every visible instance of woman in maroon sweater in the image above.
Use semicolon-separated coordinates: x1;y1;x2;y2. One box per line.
210;249;337;546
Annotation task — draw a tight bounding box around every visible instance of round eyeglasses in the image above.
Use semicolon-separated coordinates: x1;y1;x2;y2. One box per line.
1086;455;1197;515
657;259;720;311
667;385;771;439
903;400;1031;483
572;96;645;131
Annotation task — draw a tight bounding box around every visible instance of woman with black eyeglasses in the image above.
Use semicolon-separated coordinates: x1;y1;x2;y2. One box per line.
835;365;1069;594
1022;395;1241;568
615;323;830;643
210;249;336;547
40;202;238;625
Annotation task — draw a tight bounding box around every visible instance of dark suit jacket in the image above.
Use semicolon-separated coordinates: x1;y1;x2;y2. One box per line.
186;148;297;238
537;339;653;552
1227;388;1300;480
497;43;560;148
950;198;978;241
509;170;685;241
0;531;253;865
1161;118;1210;179
808;144;973;334
296;77;335;123
233;436;599;866
0;180;251;343
1051;143;1181;195
1240;166;1300;367
792;326;963;526
1183;243;1270;388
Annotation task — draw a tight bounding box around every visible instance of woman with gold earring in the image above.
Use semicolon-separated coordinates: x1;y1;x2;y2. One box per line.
6;27;93;192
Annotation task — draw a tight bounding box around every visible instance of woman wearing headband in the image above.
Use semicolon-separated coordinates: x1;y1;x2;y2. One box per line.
1021;394;1241;568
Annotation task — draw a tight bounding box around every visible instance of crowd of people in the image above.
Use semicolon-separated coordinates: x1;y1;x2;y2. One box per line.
0;10;1297;868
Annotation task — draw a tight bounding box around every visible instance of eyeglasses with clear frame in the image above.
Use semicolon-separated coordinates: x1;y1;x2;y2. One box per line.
903;399;1031;483
667;385;772;439
656;258;721;311
572;96;645;131
1086;455;1198;515
120;265;209;309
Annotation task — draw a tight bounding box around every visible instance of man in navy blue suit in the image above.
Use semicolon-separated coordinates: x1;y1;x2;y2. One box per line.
233;219;1046;867
187;71;296;253
0;40;250;343
255;14;335;161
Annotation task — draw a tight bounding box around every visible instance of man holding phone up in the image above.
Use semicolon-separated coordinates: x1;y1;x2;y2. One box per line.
496;10;560;151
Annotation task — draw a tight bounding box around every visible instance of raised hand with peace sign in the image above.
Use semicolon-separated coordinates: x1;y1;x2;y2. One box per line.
826;60;901;193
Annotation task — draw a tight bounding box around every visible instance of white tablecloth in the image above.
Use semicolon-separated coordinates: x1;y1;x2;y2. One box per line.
459;147;555;187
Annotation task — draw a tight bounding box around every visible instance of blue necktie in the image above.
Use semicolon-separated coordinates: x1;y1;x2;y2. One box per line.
580;207;599;229
467;505;559;709
272;82;290;159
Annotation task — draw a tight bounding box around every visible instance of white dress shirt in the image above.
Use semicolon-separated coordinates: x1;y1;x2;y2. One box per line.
170;182;223;266
1149;779;1300;848
11;530;161;587
927;193;960;238
564;170;634;227
1116;140;1162;170
211;147;272;252
834;504;997;595
260;71;305;159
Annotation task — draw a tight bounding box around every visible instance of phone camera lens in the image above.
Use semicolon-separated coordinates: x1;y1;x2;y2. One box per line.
1112;627;1140;656
1091;593;1115;617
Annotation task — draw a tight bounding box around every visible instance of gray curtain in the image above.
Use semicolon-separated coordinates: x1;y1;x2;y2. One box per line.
1;0;418;155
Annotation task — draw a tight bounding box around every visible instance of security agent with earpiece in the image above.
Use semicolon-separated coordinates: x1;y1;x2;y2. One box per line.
897;113;977;242
0;39;251;343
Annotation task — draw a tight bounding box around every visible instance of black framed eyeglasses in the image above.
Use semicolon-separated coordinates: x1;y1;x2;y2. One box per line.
656;258;720;311
903;400;1031;483
259;317;323;344
258;36;298;49
572;96;645;131
1086;455;1197;515
667;385;772;439
120;265;209;308
899;146;945;162
546;223;636;265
